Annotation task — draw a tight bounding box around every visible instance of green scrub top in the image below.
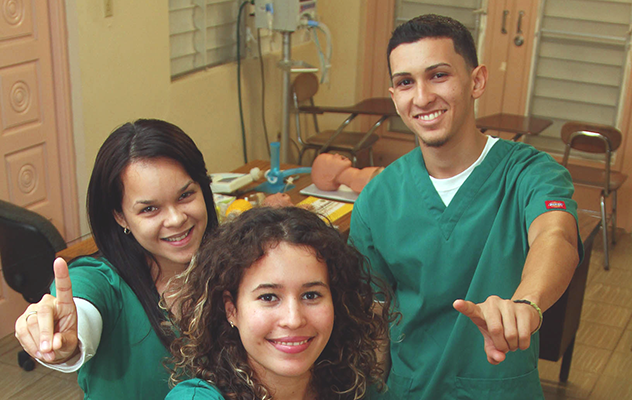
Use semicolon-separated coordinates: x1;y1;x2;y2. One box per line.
350;140;581;400
166;379;225;399
52;257;171;400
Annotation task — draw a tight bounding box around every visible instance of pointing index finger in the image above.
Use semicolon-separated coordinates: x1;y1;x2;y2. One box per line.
53;257;73;305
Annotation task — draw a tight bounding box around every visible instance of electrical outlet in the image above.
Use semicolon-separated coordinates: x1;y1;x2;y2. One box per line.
104;0;113;17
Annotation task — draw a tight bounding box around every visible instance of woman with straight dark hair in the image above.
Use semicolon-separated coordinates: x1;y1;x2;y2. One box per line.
165;207;397;400
15;119;218;399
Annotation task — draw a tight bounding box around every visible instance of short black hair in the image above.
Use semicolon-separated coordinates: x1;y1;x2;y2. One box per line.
387;14;479;77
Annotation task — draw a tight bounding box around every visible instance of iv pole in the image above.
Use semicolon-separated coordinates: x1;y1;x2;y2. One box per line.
280;31;292;163
264;2;327;164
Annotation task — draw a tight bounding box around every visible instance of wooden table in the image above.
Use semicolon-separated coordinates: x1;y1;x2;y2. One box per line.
539;211;601;382
300;97;397;117
476;113;553;141
57;237;98;262
232;160;352;235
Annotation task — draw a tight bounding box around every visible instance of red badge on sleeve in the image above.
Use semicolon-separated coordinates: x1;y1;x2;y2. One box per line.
545;200;566;210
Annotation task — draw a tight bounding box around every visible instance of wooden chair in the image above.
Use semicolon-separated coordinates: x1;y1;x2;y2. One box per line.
561;121;628;270
291;73;383;166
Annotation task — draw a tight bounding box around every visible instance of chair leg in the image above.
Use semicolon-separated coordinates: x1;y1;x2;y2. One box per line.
600;193;610;271
18;350;35;371
300;147;318;166
611;190;618;245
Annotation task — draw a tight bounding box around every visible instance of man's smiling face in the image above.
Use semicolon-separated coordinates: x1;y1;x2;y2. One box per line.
389;37;485;148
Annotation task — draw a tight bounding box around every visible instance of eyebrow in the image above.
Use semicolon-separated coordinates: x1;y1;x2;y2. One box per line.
251;281;329;292
391;62;452;79
133;180;195;206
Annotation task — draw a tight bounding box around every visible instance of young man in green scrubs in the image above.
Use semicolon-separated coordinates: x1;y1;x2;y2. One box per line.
349;14;581;399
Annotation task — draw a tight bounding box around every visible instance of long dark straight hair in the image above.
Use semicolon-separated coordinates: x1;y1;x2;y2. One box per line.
87;119;218;348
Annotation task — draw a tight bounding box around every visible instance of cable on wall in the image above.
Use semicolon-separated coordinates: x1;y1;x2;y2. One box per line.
236;0;251;165
257;28;271;155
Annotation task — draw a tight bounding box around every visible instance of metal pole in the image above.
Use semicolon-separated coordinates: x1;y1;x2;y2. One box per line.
280;31;292;163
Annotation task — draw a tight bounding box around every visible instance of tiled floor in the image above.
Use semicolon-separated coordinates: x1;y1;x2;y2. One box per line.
0;335;82;399
540;229;632;400
1;229;630;400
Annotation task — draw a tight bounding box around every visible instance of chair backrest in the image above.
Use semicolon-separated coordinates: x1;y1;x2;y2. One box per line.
561;121;622;155
292;73;322;144
560;121;623;195
292;73;319;104
0;200;66;302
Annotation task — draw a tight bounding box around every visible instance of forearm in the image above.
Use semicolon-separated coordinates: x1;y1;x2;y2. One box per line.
513;212;579;312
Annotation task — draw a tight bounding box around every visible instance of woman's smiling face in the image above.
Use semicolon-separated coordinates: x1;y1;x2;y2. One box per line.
225;241;334;385
114;157;208;271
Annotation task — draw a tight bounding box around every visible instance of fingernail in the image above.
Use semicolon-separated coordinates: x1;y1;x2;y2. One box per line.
44;352;55;362
36;351;42;359
41;341;49;351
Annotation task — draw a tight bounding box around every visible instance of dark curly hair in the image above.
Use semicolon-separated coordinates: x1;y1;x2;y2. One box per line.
166;207;397;399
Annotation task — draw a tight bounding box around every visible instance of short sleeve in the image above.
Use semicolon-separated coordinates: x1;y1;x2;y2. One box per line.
518;153;578;231
517;152;584;261
166;379;225;399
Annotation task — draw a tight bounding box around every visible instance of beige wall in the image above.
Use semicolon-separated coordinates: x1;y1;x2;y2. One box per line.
65;0;364;235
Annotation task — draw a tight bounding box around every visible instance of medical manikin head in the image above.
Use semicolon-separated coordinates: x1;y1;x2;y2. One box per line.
311;153;383;193
311;153;353;191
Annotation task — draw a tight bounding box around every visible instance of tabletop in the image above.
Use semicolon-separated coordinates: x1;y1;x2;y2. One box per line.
232;160;353;234
299;97;398;117
476;113;553;141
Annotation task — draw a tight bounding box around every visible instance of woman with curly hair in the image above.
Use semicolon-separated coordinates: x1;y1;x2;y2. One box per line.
165;206;396;400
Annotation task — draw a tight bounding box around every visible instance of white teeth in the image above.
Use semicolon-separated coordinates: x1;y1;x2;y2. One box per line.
275;339;309;346
417;110;443;121
163;229;190;242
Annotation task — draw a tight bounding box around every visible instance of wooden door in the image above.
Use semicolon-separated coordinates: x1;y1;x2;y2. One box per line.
0;0;66;338
478;0;539;118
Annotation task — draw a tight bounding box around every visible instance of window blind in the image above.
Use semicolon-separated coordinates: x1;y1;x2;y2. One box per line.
525;0;632;153
169;0;241;79
394;0;484;43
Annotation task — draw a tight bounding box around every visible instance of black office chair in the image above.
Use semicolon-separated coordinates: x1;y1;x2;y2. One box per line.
0;199;66;370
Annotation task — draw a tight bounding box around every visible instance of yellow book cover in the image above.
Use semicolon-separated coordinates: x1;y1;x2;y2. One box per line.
297;196;354;223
